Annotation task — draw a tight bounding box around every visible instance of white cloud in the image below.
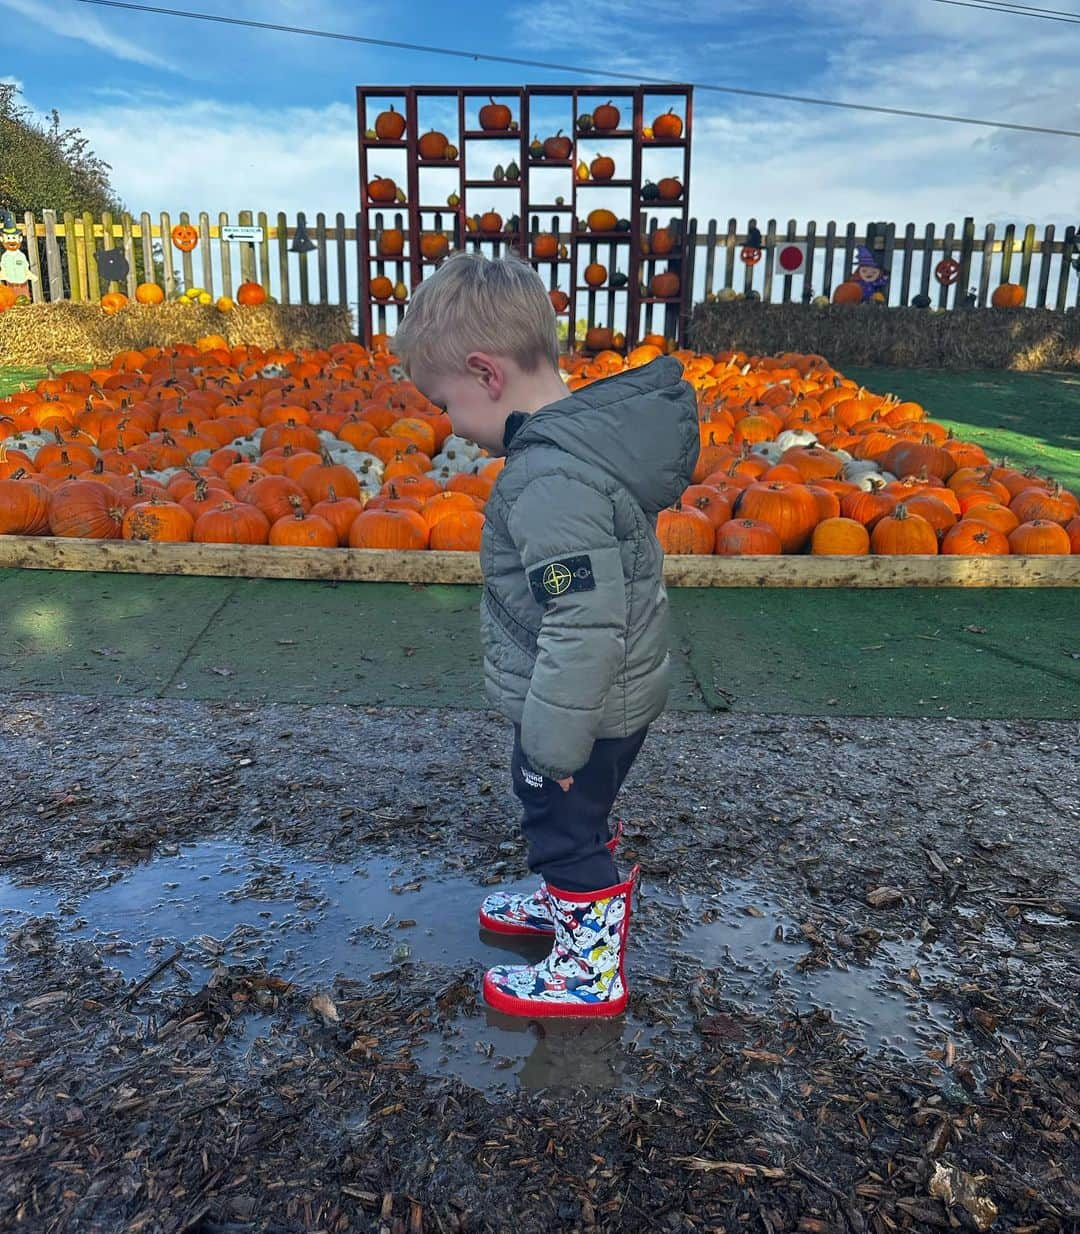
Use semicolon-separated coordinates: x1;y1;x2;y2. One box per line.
0;0;175;71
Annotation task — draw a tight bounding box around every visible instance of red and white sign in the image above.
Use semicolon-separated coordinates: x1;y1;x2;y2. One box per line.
775;243;806;275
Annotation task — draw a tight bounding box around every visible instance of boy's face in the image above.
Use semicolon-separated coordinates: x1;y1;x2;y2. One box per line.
412;352;514;455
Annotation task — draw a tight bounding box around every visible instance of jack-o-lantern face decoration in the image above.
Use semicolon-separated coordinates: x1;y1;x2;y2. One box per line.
171;223;198;252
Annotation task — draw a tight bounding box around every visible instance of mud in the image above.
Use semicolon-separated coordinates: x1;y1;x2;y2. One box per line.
1;697;1077;1232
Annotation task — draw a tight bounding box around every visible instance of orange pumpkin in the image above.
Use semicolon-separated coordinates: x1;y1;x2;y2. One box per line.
715;518;781;556
592;101;620;131
652;108;683;139
587;209;617;233
348;507;429;550
657;499;714;554
810;517;870;555
420;232;450;261
533;234;559;260
1007;519;1071;554
429;509;485;551
101;292;129;315
236;281;267;306
585;263;607;287
991;283;1025;309
479;97;512;131
650;228;675;256
832;281;864;305
549;288;569;313
378;228;405;256
418;130;450;160
171;223;198;252
657;177;683;200
941;520;1010;555
590;156;615;181
649;272;680;299
870;503;939;555
480;210;503;233
268;498;338;548
135;283;165;305
370;275;394;300
374;105;406;140
367;176;398;203
121;498;194;542
737;480;820;553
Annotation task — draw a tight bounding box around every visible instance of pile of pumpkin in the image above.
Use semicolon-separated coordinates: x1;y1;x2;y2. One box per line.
570;345;1079;557
0;338;1077;556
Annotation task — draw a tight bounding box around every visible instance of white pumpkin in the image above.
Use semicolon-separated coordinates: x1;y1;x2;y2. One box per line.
774;429;818;452
441;434;482;461
748;441;783;464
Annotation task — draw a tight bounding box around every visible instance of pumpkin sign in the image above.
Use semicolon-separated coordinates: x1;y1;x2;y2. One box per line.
171;223;198;253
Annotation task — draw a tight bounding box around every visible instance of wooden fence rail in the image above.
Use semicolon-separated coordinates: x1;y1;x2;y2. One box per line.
16;209;1080;322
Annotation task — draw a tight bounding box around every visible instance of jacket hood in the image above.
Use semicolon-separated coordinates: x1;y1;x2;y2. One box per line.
504;356;700;513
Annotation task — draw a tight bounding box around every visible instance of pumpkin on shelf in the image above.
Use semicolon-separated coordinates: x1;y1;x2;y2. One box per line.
592;101;620;131
650;228;675;256
370;275;394;300
657;177;683;201
529;135;544;159
649;271;680;299
269;497;338;548
367;176;398;203
590;155;615;181
548;288;570;313
121;498;195;543
652;108;684;139
378;228;405;256
991;282;1025;309
479;97;512;131
543;131;572;160
584;326;614;352
480;210;503;233
641;181;660;202
420;232;450;261
941;520;1010;555
533;234;559;260
374;105;406;140
587;209;617;233
348;507;429;550
584;263;608;287
418;130;450;160
194;500;271;545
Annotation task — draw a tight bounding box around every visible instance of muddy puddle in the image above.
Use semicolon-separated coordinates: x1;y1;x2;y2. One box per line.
2;836;990;1094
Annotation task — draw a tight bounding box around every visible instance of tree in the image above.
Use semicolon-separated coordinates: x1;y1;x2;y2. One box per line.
0;82;121;217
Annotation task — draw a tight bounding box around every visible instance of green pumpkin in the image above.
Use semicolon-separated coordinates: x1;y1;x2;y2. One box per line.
493;164;505;182
505;160;520;182
610;271;628;289
911;294;932;309
576;114;594;133
641;181;660;201
530;136;544;159
614;218;631;232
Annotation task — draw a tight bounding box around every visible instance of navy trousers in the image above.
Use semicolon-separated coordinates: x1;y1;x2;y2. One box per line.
510;722;649;893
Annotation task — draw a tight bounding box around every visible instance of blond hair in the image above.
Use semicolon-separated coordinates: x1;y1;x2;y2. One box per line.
392;250;559;380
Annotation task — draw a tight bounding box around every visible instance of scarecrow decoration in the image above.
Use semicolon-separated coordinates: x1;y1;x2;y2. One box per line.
850;243;889;302
1;211;36;300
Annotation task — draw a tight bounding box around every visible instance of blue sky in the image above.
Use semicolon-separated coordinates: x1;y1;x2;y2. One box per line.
4;0;1079;230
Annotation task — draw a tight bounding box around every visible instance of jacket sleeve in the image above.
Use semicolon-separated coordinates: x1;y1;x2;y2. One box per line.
506;474;627;780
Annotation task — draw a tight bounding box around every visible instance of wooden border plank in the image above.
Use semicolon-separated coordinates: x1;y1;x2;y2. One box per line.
0;539;1075;588
160;211;175;300
120;212;138;299
198;211;214;296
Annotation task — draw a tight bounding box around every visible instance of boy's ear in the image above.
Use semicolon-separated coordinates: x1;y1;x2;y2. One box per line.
465;351;505;400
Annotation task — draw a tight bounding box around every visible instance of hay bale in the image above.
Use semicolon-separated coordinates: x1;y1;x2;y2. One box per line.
689;302;1080;371
0;301;355;368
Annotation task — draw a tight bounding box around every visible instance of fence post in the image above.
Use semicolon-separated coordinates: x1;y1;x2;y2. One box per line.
803;219;816;303
257;211;272;291
62;211;81;302
42;210;63;301
780;218;796;304
218;211;232;299
159;212;175;300
139;211;155;293
278;212;291;304
120;212;137;299
723;217;736;290
937;222;955;309
297;212;311;305
237;210;255;285
335;211;348;309
1035;224;1055;308
316;211;329;304
82;211;100;301
898;223;915;306
702;217;717;300
1018;223;1036;299
977;224;995;308
822;221;837;298
1054;225;1075;312
957;217;975;305
198;211;214;297
762;218;777;303
22;211;42;303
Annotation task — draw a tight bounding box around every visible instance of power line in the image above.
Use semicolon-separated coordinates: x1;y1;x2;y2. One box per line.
929;0;1080;21
73;0;1080;138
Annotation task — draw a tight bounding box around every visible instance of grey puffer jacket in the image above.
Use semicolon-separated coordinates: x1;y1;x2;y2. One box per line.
479;355;700;780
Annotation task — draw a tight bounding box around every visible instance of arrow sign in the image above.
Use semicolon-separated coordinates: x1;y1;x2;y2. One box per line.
221;225;264;243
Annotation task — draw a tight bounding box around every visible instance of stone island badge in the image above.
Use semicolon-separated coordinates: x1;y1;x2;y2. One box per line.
528;554;596;605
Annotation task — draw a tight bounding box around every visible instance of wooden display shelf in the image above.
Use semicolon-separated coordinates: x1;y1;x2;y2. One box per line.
1;538;1076;588
356;83;694;347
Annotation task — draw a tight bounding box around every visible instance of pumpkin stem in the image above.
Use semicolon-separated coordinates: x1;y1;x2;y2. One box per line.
893;502;909;519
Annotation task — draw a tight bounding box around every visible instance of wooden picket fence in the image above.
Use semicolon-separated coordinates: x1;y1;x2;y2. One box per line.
17;208;1080;323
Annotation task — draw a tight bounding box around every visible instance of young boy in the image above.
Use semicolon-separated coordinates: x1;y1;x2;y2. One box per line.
392;252;699;1018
